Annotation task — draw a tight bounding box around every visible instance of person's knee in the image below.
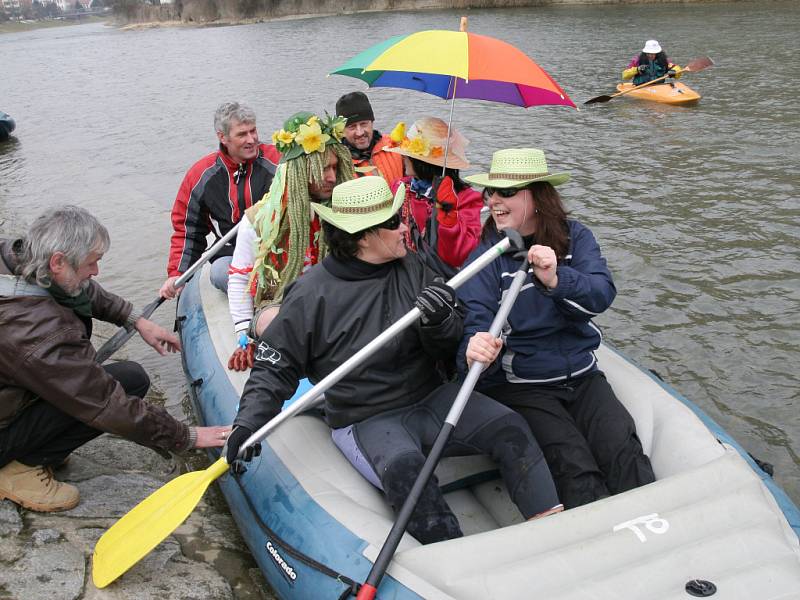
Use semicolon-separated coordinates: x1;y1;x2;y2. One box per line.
381;452;426;504
209;258;231;293
480;412;544;463
116;361;151;398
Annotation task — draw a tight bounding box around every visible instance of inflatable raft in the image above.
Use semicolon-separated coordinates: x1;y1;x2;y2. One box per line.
0;111;15;141
177;265;800;599
616;81;701;106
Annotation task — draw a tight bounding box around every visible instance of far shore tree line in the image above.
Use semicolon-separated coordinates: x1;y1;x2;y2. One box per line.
98;0;533;25
0;0;106;22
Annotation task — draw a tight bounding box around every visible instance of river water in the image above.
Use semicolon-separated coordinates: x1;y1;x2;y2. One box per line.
1;0;798;520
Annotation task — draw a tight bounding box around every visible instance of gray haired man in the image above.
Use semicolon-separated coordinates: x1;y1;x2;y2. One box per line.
159;101;281;299
0;206;231;512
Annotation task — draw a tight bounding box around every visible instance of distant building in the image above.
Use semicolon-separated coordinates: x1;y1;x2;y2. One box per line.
1;0;21;11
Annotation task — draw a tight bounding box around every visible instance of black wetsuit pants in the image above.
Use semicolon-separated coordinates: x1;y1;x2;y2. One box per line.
482;371;656;509
347;382;559;544
0;361;150;468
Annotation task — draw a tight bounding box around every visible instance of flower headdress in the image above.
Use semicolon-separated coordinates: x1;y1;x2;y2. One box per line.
271;112;346;162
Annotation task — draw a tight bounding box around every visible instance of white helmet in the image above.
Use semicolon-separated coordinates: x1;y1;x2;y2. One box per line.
642;40;662;54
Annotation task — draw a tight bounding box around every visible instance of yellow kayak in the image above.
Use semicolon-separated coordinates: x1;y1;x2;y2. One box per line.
616;81;701;105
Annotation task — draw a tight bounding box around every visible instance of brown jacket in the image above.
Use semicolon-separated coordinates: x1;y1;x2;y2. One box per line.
0;239;190;451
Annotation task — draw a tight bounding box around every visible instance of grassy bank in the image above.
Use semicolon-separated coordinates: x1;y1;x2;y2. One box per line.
0;15;106;34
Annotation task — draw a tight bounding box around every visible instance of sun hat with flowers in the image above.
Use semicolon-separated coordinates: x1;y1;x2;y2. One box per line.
271;112;347;162
383;116;470;170
311;176;406;234
465;148;570;189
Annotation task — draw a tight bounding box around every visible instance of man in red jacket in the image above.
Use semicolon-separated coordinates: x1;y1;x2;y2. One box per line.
159;102;280;299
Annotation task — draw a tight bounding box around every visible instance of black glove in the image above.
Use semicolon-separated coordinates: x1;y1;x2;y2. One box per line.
224;425;261;468
415;281;457;326
637;64;648;73
667;69;677;77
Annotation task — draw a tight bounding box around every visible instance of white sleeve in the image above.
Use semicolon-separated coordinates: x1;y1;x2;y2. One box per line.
228;216;257;335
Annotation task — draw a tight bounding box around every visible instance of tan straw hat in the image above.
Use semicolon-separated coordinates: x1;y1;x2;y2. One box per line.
464;148;570;189
311;176;406;234
384;116;470;169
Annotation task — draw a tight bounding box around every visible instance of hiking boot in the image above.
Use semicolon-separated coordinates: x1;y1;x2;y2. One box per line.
0;460;79;512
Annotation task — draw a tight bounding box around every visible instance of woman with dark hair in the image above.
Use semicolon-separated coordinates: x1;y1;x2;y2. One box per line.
385;117;483;271
456;148;655;510
622;39;683;85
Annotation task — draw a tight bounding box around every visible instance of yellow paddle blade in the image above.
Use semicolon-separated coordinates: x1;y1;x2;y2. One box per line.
92;457;229;588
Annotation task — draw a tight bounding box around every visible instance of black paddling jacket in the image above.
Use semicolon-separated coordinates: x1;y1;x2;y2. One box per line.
235;252;462;431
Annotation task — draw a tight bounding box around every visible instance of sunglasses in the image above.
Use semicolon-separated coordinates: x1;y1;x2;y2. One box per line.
484;187;521;199
377;212;402;230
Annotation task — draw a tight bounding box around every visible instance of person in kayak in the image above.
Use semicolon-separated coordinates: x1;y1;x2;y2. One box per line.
226;111;355;371
622;39;683;85
335;91;405;185
384;116;483;273
0;206;230;513
457;148;656;509
226;176;562;543
159;102;280;299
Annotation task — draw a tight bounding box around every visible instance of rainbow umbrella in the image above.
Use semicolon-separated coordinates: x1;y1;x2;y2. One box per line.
330;28;575;109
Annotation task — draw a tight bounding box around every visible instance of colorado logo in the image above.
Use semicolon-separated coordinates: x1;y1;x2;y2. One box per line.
266;540;297;583
255;342;282;364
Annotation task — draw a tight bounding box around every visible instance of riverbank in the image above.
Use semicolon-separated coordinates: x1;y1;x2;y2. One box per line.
0;16;106;34
114;0;738;30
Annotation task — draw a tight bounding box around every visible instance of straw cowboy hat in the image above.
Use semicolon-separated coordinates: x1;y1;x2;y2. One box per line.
465;148;570;189
311;176;406;234
384;117;470;170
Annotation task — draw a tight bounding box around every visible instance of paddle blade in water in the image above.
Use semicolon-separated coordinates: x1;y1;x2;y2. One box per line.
92;457;229;588
684;56;714;72
584;94;613;105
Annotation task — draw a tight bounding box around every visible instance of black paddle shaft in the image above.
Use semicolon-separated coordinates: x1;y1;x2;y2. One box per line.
359;244;531;600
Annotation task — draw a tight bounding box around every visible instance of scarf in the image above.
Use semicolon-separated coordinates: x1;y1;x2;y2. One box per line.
48;281;92;319
408;177;434;200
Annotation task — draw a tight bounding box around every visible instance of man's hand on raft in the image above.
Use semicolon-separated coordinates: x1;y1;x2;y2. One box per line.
196;425;233;449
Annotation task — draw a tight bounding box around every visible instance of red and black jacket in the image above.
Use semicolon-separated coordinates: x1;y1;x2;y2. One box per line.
167;143;280;277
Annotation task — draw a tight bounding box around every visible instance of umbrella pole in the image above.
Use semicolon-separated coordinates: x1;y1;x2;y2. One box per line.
441;76;458;176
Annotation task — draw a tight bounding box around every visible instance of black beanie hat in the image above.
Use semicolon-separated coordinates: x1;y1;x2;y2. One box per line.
335;92;375;125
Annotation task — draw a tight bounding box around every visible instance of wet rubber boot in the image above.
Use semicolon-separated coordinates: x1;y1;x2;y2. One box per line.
0;460;79;512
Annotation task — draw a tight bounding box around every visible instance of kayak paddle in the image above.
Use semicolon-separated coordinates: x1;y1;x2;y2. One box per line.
91;232;522;589
93;222;241;364
584;56;714;105
357;232;529;600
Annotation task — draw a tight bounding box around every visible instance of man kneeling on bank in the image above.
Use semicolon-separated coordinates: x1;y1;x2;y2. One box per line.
0;206;230;512
226;177;561;543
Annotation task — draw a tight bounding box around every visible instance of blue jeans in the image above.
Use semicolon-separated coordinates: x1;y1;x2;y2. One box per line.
209;255;232;294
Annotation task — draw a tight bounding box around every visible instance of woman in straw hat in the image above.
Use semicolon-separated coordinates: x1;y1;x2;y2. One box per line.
622;39;683;85
457;148;655;510
227;176;562;544
384;116;483;271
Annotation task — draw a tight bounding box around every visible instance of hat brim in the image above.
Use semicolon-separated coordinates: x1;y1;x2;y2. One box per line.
464;172;570;188
383;145;469;170
311;182;406;234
